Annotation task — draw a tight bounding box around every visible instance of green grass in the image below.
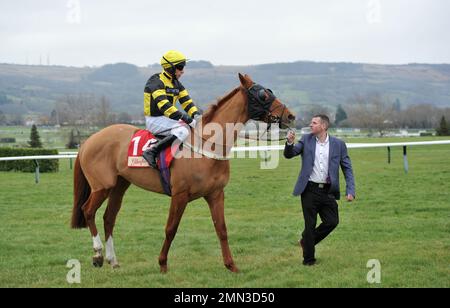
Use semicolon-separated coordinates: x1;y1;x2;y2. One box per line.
0;143;449;287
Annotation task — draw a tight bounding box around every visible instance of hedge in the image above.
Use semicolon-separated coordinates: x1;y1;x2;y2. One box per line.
0;138;16;143
0;148;59;172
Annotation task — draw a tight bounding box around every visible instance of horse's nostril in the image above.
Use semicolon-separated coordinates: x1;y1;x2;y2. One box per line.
288;114;296;121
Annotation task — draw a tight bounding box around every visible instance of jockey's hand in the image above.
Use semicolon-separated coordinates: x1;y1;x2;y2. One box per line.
180;114;193;124
193;113;202;121
180;114;196;128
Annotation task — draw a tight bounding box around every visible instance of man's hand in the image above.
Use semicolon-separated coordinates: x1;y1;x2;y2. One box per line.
286;129;296;144
346;194;354;202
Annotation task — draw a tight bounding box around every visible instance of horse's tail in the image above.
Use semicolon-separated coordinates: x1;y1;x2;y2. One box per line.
71;155;90;229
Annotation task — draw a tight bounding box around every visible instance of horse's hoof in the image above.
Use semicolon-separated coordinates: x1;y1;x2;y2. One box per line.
226;264;239;273
108;260;120;269
160;265;168;274
93;256;104;268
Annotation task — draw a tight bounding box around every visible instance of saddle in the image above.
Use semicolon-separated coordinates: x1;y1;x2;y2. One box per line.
127;130;179;196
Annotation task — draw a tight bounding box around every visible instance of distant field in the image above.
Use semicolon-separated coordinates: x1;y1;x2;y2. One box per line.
0;125;139;149
0;142;449;288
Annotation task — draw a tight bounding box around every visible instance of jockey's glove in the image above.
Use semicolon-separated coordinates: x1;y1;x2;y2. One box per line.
193;113;202;121
180;113;196;128
180;113;193;124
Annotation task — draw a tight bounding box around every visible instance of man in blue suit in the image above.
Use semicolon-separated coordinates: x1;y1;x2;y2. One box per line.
284;115;355;266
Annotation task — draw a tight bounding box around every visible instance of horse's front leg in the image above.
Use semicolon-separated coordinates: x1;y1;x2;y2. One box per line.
205;190;239;273
158;192;189;273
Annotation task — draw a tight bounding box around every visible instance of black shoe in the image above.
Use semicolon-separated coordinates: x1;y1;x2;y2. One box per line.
143;148;158;169
302;259;316;266
142;134;178;169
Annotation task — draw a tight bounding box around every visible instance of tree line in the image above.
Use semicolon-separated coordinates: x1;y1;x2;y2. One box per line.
0;94;135;127
48;94;133;127
1;92;450;137
293;93;450;136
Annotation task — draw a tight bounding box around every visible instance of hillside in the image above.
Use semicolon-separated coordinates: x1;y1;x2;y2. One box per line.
1;61;450;118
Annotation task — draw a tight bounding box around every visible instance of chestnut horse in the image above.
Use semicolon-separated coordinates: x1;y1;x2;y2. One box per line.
71;73;295;273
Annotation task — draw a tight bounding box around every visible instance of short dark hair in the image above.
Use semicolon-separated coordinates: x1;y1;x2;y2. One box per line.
313;114;330;130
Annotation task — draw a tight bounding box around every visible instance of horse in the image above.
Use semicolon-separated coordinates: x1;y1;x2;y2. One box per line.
71;73;295;273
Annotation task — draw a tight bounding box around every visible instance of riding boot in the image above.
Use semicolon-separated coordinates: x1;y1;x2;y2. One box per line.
142;135;178;169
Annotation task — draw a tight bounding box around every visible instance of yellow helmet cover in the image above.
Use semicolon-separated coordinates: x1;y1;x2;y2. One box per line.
160;50;187;69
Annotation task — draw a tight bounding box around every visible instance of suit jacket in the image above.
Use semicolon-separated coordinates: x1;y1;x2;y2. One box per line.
284;133;355;200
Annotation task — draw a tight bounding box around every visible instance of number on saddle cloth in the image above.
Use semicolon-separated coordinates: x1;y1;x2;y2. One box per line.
127;130;178;168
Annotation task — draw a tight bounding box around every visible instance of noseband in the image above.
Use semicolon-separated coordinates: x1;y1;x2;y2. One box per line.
246;83;287;127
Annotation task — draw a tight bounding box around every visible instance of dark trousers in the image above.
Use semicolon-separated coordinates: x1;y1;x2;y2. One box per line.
300;182;339;262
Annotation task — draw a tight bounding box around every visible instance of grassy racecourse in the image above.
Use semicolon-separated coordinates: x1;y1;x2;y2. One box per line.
0;140;449;287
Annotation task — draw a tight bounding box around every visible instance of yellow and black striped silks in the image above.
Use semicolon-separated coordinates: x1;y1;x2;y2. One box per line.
144;72;199;120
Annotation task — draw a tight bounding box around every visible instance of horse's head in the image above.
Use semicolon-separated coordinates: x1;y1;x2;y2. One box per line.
239;73;295;129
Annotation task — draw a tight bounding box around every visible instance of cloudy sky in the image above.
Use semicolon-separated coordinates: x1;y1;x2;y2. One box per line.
1;0;449;67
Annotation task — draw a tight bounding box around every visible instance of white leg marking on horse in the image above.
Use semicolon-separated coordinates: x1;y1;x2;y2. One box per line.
105;236;117;263
93;234;103;251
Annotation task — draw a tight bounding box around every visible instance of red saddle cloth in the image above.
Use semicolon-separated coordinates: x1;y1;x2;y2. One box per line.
127;130;176;169
127;130;177;196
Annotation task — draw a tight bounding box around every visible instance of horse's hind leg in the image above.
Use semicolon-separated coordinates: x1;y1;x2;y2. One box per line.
103;176;130;269
205;190;239;273
158;192;189;273
83;189;110;267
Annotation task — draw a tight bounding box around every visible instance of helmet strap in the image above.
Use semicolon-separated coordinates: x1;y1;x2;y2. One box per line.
162;56;177;80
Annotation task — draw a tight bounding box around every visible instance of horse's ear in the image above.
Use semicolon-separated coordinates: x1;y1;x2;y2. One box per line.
238;73;246;85
238;73;252;88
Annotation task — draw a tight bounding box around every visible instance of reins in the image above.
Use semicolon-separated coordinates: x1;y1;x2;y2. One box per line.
153;86;292;160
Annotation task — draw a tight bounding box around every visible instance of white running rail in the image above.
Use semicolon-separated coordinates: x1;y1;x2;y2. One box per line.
1;140;450;161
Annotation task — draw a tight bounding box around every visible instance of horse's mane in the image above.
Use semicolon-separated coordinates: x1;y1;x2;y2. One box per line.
201;87;242;124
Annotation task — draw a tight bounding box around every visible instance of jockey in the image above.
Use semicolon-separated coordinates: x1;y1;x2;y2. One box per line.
142;50;201;168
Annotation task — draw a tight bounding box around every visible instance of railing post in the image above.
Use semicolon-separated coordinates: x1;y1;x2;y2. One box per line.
403;146;408;173
387;146;391;164
33;160;40;184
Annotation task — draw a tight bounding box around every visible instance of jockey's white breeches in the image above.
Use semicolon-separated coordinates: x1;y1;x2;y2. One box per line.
145;116;190;142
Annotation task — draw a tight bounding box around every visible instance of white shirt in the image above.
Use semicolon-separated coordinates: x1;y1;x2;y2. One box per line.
309;134;330;184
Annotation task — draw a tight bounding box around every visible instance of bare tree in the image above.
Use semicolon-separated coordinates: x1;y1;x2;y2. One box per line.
10;114;24;126
400;104;440;128
55;94;95;125
95;96;113;127
296;105;331;128
346;93;395;136
53;101;70;125
74;93;95;125
0;110;6;125
117;112;132;124
444;108;450;125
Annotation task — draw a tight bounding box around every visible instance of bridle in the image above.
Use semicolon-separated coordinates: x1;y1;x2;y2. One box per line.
181;84;292;159
244;83;290;141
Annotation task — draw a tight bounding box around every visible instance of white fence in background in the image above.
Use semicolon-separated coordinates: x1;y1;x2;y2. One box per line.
1;140;450;183
1;140;450;162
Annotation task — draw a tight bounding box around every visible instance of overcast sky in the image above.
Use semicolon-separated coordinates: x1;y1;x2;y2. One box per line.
1;0;449;67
